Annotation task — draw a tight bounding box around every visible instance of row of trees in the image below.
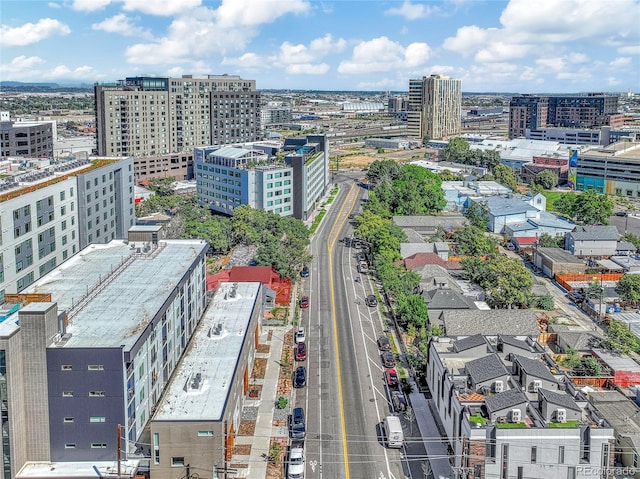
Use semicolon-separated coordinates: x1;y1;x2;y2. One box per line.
137;180;310;279
441;138;502;170
553;189;614;225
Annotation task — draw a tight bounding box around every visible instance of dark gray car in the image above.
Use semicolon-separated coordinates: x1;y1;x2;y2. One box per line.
291;407;306;439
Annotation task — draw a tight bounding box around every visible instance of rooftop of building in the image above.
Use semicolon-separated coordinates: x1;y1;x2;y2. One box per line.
433;335;606;430
535;247;585;264
582;141;640;159
16;460;140;478
153;281;260;422
25;239;207;350
0;156;126;201
438;309;541;336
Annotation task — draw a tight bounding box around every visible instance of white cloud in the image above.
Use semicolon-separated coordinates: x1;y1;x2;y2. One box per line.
609;57;631;68
223;34;343;76
442;25;491;56
92;14;153;39
122;0;201;16
0;56;45;75
385;0;438;20
48;2;61;8
71;0;112;11
125;1;310;65
618;45;640;55
0;18;70;47
607;76;621;86
338;37;431;74
475;42;531;63
49;64;96;79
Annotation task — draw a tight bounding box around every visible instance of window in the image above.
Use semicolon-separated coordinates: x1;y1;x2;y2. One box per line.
65;443;76;449
559;445;565;464
154;432;160;464
517;467;523;479
61;365;72;371
90;416;106;423
89;391;106;397
171;457;185;467
197;430;214;437
567;466;576;479
64;417;74;423
91;443;107;448
88;364;104;371
531;446;537;463
63;391;73;397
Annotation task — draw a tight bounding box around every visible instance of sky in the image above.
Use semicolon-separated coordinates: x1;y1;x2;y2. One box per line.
1;0;639;93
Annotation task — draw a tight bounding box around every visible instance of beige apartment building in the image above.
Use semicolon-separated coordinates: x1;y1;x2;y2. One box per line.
408;75;461;140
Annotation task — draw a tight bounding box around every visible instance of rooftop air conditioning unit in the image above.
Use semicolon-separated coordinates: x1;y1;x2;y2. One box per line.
557;408;567;423
533;379;542;392
511;409;522;423
494;380;504;393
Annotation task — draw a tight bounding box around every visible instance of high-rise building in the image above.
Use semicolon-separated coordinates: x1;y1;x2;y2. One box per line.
195;135;329;220
94;75;261;176
0;157;135;298
509;94;619;139
407;75;462;140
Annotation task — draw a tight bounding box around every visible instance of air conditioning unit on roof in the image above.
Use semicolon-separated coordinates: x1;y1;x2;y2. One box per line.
511;409;522;423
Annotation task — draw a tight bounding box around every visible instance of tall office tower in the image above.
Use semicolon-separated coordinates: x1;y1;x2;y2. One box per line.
0;119;54;158
509;94;619;139
94;75;261;158
407;75;462;140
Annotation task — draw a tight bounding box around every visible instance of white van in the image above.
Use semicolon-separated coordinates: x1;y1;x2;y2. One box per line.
383;415;404;448
357;261;369;273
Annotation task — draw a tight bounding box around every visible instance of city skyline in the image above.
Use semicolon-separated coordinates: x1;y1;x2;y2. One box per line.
1;0;639;93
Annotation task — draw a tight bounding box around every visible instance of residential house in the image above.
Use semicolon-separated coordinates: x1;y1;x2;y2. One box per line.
427;335;615;479
532;247;587;278
565;225;620;257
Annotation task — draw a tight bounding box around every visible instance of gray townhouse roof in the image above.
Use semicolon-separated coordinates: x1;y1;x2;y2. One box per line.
555;331;600;351
528;211;576;229
425;289;474;310
403;229;426;243
440;309;539;336
485;388;528;414
589;391;640;444
568;225;620;241
538;388;581;411
617;241;637;252
401;242;433;259
512;354;558;383
535;247;584;264
453;334;487;352
465;354;509;384
499;335;533;352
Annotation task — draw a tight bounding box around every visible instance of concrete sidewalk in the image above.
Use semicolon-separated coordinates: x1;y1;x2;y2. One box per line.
407;378;453;479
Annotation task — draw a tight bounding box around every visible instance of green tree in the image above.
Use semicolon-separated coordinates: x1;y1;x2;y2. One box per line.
573;190;614;225
395;293;428;328
453;226;496;256
492;163;518;191
582;357;606;377
464;202;489;229
389;165;446;215
537;233;564;248
366;159;401;188
536;294;555;310
485;256;533;308
533;170;559;190
560;347;582;369
553;193;577;217
617;274;640;306
442;137;470;162
603;319;640;354
438;169;458;182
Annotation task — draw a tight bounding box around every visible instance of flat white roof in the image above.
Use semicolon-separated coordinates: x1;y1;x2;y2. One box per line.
17;460;139;478
26;239;207;350
153;281;260;422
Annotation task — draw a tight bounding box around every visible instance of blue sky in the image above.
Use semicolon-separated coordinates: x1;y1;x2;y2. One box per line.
1;0;639;93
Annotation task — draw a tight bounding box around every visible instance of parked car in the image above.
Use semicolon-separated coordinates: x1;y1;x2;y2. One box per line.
300;266;310;277
377;336;391;351
385;368;399;388
616;211;628;217
391;391;408;412
294;366;306;388
295;342;307;361
299;295;309;308
295;326;306;343
288;441;305;479
366;294;378;307
291;407;306;439
381;351;396;368
356;253;366;262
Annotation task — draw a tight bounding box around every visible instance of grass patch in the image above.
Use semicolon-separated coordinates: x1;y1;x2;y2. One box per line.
542;191;576;212
548;420;581;428
495;421;527;428
469;414;486;425
309;209;326;234
325;196;334;204
331;185;339;195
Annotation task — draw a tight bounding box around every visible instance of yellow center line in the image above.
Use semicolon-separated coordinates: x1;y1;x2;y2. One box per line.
326;182;359;479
